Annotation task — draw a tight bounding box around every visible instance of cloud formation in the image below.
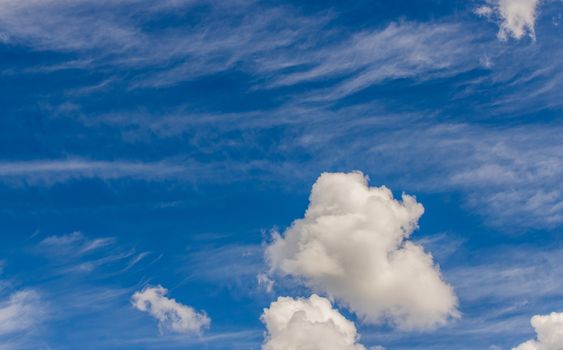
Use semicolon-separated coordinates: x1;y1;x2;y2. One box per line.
476;0;540;40
131;285;210;334
497;0;540;40
0;159;190;185
265;21;478;101
0;290;44;336
266;172;458;330
261;294;366;350
39;231;114;254
0;0;483;93
365;123;563;230
513;312;563;350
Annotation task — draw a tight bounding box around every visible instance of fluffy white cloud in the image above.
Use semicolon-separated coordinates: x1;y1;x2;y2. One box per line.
476;0;540;40
498;0;540;40
131;285;210;334
513;312;563;350
266;172;458;330
261;294;366;350
0;290;43;336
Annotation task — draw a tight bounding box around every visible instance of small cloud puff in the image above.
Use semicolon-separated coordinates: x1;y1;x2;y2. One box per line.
131;285;210;335
261;294;366;350
513;311;563;350
266;172;458;330
476;0;540;41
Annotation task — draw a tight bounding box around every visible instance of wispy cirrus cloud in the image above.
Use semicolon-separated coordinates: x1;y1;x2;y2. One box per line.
264;21;482;101
0;288;47;350
0;159;189;185
1;0;559;108
353;123;563;230
0;289;44;337
0;0;329;88
0;0;484;94
114;329;262;349
34;231;151;278
449;246;563;303
1;119;562;230
0;0;204;54
40;231;114;254
0;0;561;234
182;244;265;290
0;158;304;187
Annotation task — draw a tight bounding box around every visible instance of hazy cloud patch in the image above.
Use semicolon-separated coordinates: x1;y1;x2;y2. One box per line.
0;289;44;336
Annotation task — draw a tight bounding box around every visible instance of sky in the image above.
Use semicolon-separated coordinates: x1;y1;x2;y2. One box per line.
0;0;562;349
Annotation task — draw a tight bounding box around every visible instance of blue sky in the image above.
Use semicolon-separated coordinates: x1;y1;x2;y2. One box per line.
0;0;562;349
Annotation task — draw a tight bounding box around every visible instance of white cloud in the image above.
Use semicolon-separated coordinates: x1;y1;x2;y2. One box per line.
131;285;210;334
40;231;84;246
40;231;112;253
498;0;540;40
476;0;540;41
0;0;327;88
0;0;193;53
476;5;495;18
34;231;153;278
0;0;481;92
267;22;479;101
261;294;366;350
0;158;279;186
366;123;563;230
0;159;187;185
38;231;115;258
266;172;458;330
0;290;44;336
513;312;563;350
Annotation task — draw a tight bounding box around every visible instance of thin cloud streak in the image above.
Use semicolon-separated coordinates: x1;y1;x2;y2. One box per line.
1;117;562;230
0;159;192;185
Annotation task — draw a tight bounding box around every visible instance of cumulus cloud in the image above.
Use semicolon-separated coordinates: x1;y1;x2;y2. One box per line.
266;172;458;330
131;285;210;334
476;0;540;40
261;294;366;350
513;312;563;350
0;290;44;336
